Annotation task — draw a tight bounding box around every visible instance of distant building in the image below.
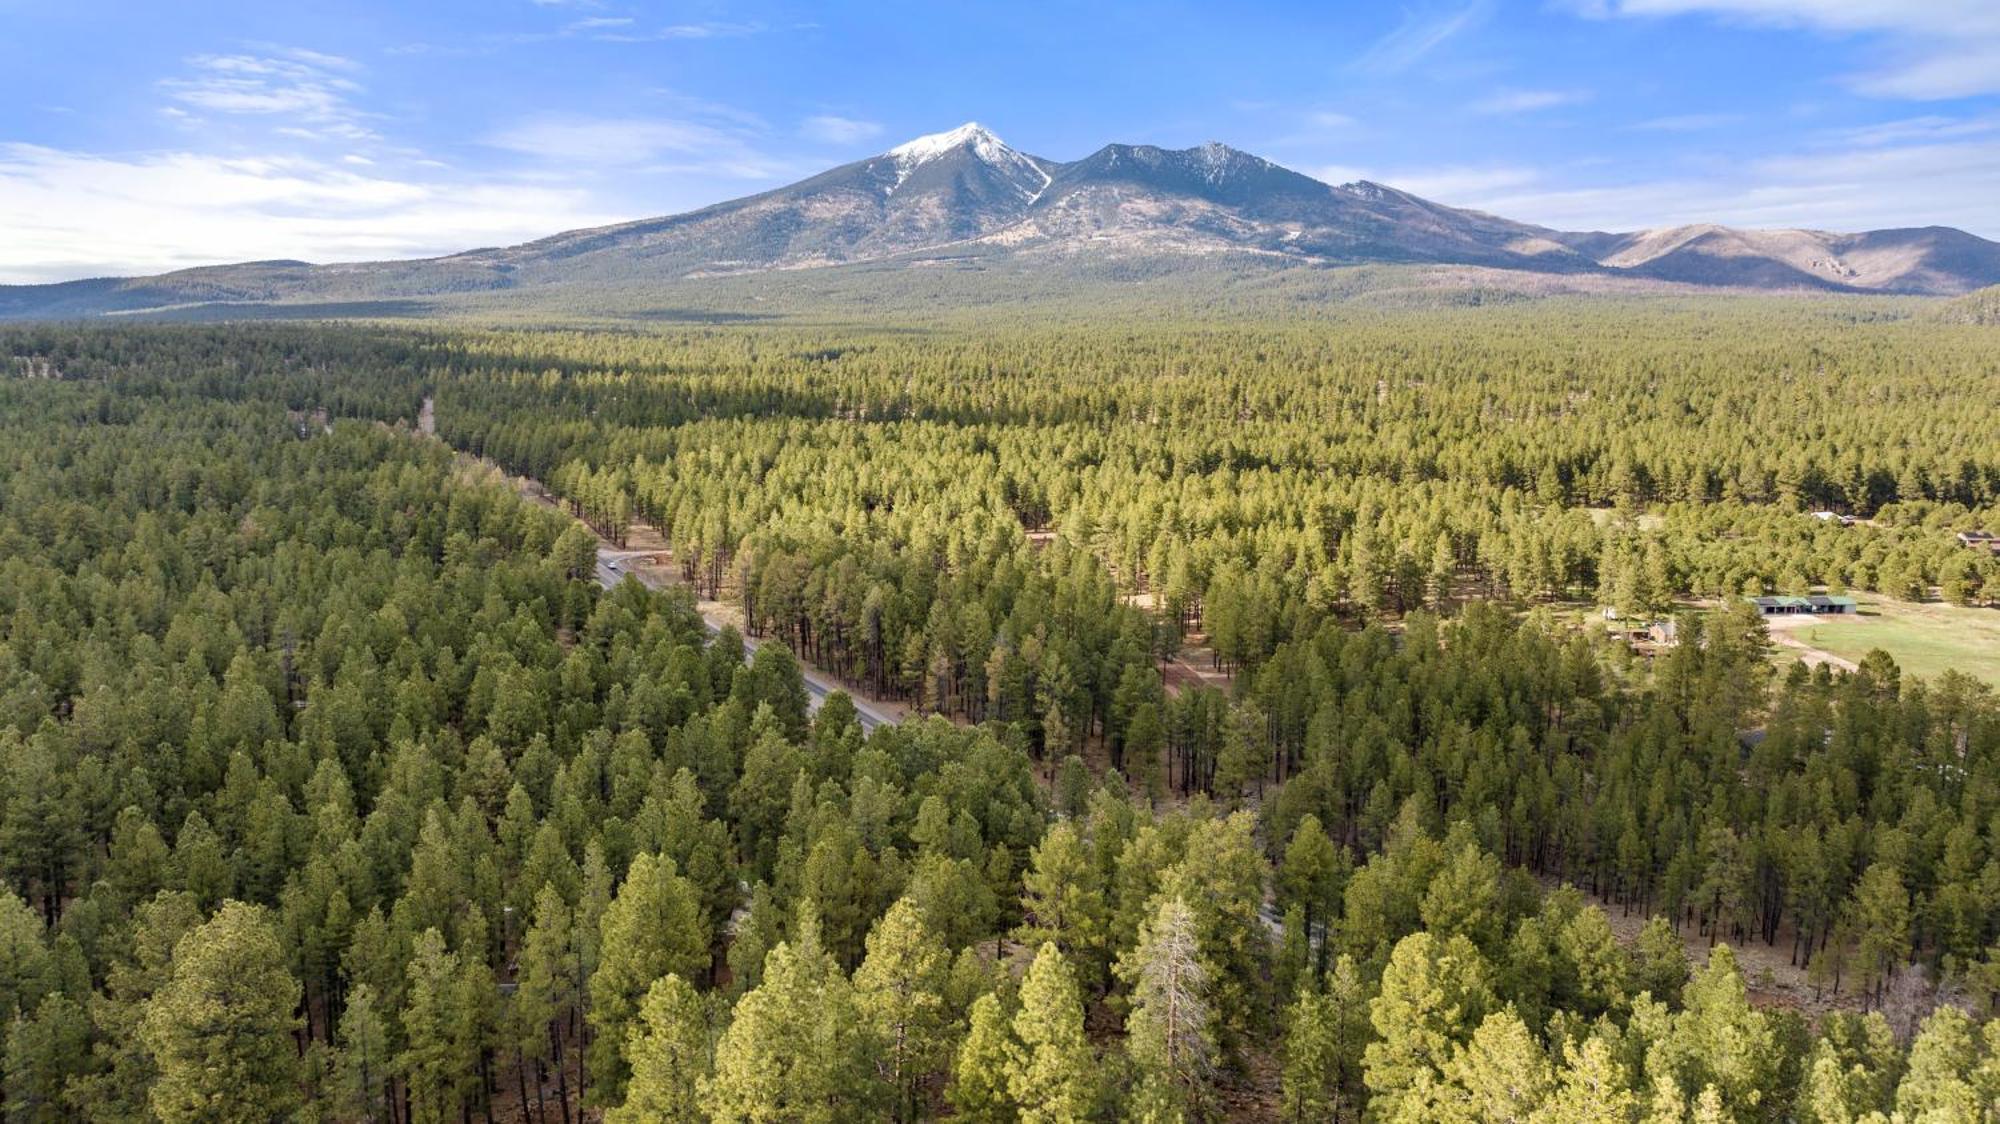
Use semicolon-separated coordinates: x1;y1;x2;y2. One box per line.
1749;594;1856;616
1810;510;1857;525
1647;619;1679;646
1957;530;2000;555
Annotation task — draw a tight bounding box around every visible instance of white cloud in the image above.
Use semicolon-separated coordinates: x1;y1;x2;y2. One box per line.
1577;0;2000;98
588;21;767;43
482;114;787;177
799;115;883;145
1856;44;2000;100
1353;1;1490;73
1306;111;1358;129
1318;163;1541;200
159;50;380;142
1601;0;2000;38
659;22;762;38
1631;112;1743;131
1311;122;1999;236
1447;138;2000;235
0;144;624;283
1470;88;1593;115
1825;115;1998;147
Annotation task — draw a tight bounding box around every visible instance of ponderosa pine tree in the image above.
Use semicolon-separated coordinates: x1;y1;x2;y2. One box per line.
1362;931;1492;1121
510;882;578;1122
608;973;709;1124
0;885;53;1093
950;992;1018;1123
703;907;878;1122
1279;956;1369;1123
1278;815;1344;972
139;901;301;1124
587;851;708;1103
854;898;951;1122
4;993;89;1123
1847;862;1912;1007
1125;702;1167;804
1646;946;1777;1121
1431;1009;1552;1123
398;928;476;1124
1893;1006;1980;1120
332;983;392;1124
1007;943;1098;1124
1539;1034;1639;1124
1019;821;1110;993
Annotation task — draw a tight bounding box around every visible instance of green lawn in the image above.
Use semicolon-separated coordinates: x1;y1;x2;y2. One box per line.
1791;599;2000;687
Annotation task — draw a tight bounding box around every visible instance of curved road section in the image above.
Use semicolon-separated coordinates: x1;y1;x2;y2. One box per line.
595;549;895;734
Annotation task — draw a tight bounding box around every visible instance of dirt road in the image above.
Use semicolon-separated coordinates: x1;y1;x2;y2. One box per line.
420;397;901;733
594;550;899;734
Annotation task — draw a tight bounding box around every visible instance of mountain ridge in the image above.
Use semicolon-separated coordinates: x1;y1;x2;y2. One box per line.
5;122;1997;319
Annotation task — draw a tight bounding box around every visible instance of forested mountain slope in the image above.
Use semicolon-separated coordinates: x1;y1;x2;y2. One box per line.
1935;282;2000;325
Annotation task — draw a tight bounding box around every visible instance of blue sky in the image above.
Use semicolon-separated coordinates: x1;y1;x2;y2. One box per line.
2;0;1997;281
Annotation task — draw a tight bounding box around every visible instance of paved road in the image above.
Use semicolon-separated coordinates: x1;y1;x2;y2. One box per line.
595;550;894;734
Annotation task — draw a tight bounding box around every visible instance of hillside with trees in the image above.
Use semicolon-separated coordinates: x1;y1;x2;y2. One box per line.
0;313;1997;1121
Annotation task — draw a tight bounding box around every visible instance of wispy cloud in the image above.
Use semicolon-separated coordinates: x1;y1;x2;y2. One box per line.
1824;115;1999;147
1470;88;1593;115
1425;138;2000;236
482;114;788;177
799;115;883;145
0;143;623;282
1575;0;2000;98
587;21;767;43
396;15;772;52
1316;163;1540;200
1254;108;1366;150
158;49;378;142
1630;112;1742;131
1353;1;1489;74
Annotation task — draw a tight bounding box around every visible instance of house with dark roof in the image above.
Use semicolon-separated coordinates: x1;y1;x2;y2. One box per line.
1749;594;1856;616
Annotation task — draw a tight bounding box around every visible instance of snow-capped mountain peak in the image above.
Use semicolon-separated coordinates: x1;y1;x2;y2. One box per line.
889;122;1006;163
884;122;1049;199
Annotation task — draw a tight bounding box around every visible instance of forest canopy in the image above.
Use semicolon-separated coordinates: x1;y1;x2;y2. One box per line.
0;309;1997;1122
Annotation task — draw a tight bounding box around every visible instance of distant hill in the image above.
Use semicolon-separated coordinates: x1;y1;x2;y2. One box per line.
1933;284;2000;325
5;122;1998;319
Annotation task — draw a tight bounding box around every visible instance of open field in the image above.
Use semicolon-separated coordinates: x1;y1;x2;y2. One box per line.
1781;597;2000;686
